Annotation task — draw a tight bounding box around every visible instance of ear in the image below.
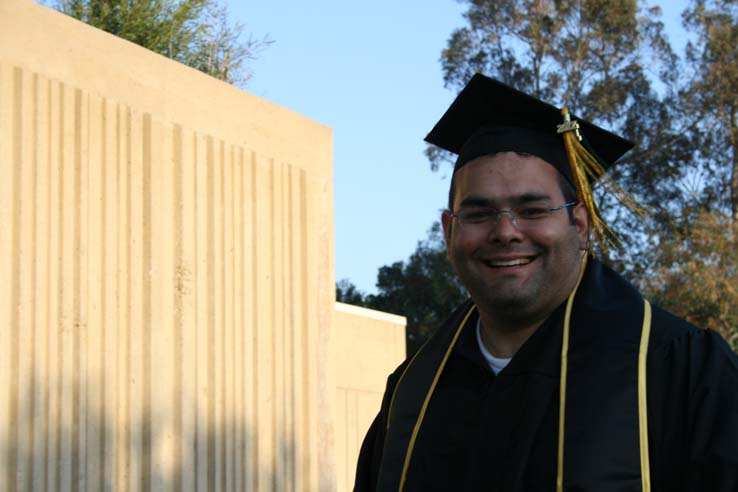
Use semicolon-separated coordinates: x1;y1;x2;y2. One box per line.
572;203;590;251
441;210;454;257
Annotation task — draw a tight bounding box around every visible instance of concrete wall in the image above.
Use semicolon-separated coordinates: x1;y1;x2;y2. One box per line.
333;303;406;492
0;1;336;490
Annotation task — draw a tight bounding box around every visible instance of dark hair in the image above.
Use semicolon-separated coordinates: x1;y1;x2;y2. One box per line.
447;152;578;224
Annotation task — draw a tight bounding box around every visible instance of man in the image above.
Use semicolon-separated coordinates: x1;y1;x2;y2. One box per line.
354;74;738;491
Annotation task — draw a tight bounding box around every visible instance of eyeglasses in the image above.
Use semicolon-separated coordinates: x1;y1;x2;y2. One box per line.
449;201;577;229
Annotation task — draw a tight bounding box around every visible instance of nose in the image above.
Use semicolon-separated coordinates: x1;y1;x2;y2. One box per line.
493;210;517;225
487;211;523;243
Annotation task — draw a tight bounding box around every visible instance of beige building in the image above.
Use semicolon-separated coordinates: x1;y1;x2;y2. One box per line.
0;0;405;490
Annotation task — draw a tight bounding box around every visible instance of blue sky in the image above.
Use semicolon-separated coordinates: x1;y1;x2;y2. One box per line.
227;1;688;295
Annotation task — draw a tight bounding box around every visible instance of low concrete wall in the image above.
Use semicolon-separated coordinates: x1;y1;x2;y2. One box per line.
333;302;406;492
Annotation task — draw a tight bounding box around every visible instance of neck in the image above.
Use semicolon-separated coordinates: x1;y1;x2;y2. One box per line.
477;310;547;359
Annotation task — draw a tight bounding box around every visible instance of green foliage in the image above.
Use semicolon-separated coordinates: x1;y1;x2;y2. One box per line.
639;209;738;351
336;278;367;306
54;0;271;85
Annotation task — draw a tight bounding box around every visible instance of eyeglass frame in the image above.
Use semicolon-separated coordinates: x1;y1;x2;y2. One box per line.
447;201;578;229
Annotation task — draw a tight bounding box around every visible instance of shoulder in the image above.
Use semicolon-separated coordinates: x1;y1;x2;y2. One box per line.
649;304;734;354
647;304;738;383
648;305;702;347
381;298;477;409
386;299;476;378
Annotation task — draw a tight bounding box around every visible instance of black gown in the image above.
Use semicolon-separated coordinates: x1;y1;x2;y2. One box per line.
354;259;738;491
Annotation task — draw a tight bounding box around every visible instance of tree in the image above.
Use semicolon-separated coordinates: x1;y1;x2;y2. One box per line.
682;0;738;221
54;0;271;85
634;1;738;349
364;224;467;356
639;209;738;351
336;278;367;306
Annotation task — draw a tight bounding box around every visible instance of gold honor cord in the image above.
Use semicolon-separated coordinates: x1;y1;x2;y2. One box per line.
638;300;653;492
397;306;477;492
555;258;653;492
557;107;646;254
556;253;589;492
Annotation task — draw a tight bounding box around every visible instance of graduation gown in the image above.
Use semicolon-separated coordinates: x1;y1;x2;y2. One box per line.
354;259;738;491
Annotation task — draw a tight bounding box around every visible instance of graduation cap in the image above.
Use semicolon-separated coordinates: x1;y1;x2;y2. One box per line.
425;73;644;253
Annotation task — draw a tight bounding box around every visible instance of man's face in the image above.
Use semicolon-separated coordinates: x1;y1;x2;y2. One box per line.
441;152;588;324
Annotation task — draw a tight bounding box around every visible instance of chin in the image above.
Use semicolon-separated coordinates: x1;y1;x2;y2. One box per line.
471;287;534;313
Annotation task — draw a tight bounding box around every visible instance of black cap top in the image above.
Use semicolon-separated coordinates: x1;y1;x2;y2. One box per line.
424;73;634;184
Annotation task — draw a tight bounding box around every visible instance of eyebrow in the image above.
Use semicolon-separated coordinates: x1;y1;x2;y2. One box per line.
516;192;552;204
458;192;552;209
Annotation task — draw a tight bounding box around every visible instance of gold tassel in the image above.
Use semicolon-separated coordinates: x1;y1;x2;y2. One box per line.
557;107;646;254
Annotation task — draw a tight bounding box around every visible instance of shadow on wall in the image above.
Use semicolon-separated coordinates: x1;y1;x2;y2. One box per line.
5;375;296;491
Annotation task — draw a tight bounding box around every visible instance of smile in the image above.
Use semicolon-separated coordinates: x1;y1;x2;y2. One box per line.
483;257;534;268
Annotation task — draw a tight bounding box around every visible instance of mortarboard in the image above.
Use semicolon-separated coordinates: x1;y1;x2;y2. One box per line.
425;73;644;253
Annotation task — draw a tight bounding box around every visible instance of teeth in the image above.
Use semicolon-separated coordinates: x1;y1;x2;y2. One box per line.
487;258;532;267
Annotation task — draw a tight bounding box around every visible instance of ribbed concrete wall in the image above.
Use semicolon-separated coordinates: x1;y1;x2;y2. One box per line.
333;303;406;492
0;1;335;491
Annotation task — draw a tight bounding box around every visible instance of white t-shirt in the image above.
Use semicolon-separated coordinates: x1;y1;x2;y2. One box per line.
476;318;512;375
